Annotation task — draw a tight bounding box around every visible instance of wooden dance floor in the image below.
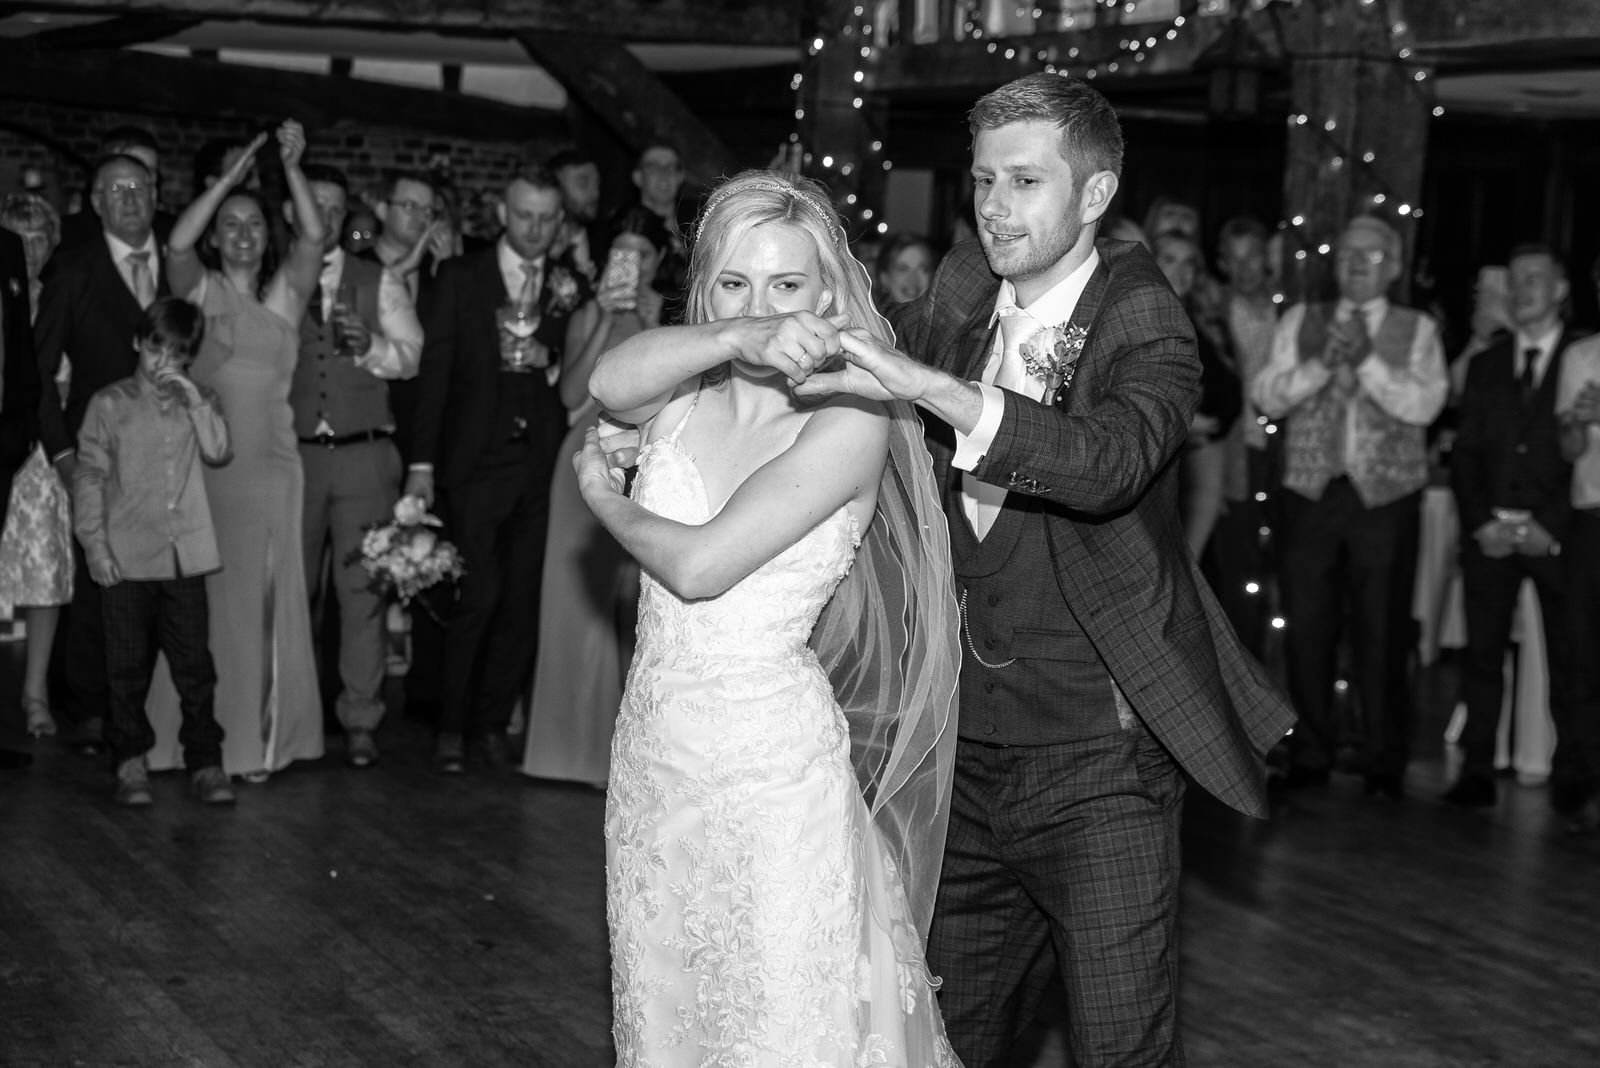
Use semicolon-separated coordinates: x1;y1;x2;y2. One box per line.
1;662;1596;1067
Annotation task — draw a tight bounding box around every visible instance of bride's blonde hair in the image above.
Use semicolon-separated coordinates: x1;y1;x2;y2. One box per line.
686;170;892;351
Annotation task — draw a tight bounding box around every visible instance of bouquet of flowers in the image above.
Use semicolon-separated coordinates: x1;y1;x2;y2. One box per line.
352;495;465;611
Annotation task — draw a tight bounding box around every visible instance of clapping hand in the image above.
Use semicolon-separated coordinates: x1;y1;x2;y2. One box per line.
220;132;268;191
276;119;307;172
1324;316;1371;370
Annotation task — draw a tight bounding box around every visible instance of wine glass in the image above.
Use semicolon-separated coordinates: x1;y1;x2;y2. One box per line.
497;300;543;372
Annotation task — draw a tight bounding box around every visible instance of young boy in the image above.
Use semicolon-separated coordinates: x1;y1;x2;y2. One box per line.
73;297;234;806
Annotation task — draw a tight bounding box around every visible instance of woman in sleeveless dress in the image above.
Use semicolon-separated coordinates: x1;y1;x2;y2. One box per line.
577;171;961;1066
146;122;325;778
520;207;671;785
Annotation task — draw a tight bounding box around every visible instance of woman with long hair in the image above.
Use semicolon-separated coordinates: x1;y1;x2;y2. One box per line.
146;121;326;779
578;170;960;1064
519;206;672;785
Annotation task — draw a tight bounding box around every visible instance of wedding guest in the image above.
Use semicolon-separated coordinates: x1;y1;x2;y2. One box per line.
0;195;67;738
547;147;605;281
35;150;170;753
60;126;175;250
73;297;233;806
1446;244;1581;810
1557;298;1600;832
520;207;669;785
619;143;691;323
1209;215;1280;656
1154;229;1240;559
147;121;326;779
874;233;936;309
1253;214;1448;799
404;164;591;773
292;164;422;768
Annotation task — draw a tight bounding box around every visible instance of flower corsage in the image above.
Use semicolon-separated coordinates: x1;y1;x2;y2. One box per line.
1020;322;1090;403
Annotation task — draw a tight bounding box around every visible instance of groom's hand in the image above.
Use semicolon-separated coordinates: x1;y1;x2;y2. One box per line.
794;328;927;403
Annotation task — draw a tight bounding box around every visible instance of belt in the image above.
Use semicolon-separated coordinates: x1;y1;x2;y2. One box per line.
298;428;393;448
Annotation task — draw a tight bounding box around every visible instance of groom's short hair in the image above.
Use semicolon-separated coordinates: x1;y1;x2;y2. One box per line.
968;73;1125;198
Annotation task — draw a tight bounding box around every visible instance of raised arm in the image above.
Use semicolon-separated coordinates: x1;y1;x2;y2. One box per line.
266;120;326;323
165;131;268;300
590;310;845;425
576;397;887;600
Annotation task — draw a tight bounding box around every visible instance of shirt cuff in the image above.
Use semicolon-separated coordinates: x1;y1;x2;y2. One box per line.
407;462;433;473
952;382;1006;472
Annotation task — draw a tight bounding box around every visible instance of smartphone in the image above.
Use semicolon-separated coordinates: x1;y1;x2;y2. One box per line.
599;247;641;311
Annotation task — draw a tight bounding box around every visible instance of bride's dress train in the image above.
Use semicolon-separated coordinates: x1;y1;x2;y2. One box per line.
606;395;958;1067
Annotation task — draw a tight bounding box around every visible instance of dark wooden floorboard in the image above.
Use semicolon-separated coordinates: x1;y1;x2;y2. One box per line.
2;656;1596;1067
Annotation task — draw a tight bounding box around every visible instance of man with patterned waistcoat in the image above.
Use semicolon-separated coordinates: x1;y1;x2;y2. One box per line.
289;164;422;768
1252;214;1449;799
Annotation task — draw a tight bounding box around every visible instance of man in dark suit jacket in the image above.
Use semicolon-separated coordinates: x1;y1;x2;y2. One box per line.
403;164;589;773
34;152;168;750
801;74;1292;1066
1447;243;1580;809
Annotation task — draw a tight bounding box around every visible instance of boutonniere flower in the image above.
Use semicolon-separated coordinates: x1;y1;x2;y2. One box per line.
1020;322;1090;402
542;265;582;315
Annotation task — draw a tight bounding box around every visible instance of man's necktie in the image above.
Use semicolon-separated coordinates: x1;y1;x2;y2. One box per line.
519;260;541;307
126;250;155;309
962;310;1040;541
1520;346;1540;404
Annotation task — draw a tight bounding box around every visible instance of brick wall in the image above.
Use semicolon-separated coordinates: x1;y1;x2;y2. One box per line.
0;100;554;231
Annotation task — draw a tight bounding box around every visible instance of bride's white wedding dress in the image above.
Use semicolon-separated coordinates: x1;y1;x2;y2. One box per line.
606;393;958;1067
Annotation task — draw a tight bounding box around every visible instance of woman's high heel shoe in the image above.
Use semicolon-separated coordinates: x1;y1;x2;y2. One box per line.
23;697;57;738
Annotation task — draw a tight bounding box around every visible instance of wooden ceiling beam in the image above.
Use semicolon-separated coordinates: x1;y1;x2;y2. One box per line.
515;33;738;188
6;0;800;47
29;14;203;49
0;40;564;144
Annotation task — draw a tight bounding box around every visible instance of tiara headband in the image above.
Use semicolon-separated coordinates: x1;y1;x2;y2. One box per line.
695;175;843;244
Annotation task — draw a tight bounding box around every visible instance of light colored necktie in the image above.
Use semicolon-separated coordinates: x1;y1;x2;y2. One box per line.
518;260;541;306
963;310;1039;540
126;250;155;309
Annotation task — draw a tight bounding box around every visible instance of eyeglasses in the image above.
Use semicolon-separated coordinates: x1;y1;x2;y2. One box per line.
102;181;150;201
389;199;436;219
639;162;682;175
1336;248;1388;266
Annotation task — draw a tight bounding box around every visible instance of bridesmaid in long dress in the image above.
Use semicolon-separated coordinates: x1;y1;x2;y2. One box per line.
520;208;670;785
147;121;326;778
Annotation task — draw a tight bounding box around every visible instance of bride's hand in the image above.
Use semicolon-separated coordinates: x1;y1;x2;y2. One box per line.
794;327;925;403
723;311;848;383
575;427;628;499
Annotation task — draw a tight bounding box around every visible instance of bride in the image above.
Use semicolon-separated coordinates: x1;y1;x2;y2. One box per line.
576;170;962;1066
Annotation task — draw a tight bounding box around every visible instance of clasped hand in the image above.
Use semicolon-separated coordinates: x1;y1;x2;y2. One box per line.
1321;317;1372;371
1473;518;1555;559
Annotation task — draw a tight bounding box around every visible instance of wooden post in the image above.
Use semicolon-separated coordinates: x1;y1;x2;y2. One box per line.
1276;2;1434;304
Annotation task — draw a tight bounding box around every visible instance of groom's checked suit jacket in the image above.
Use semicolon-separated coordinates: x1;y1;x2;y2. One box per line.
891;239;1293;817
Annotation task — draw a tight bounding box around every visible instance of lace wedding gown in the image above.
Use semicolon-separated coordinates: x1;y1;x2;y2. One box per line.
606;394;958;1067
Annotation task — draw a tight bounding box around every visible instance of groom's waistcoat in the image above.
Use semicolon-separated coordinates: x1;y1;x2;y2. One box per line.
952;488;1122;744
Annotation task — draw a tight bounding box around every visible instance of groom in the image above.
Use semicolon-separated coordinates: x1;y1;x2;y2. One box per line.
799;73;1293;1066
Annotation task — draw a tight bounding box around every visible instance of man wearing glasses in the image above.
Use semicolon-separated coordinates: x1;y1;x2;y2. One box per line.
35;152;170;754
1252;214;1448;800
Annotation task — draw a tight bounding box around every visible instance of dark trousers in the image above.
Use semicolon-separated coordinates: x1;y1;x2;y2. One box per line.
102;575;222;769
1206;445;1276;658
1565;511;1600;795
439;446;551;738
1458;535;1576;780
1279;481;1421;775
927;726;1186;1068
59;539;109;730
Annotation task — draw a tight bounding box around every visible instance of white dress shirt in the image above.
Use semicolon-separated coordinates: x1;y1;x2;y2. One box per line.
1558;333;1600;509
1512;323;1560;391
952;249;1100;481
104;230;160;304
318;248;423;381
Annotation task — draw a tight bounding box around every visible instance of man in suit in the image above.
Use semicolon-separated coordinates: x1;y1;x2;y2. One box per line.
291;164;423;768
59;127;176;252
403;164;589;773
1;227;39;770
1253;215;1449;799
1446;244;1580;809
35;152;168;751
547;147;605;283
799;73;1293;1067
